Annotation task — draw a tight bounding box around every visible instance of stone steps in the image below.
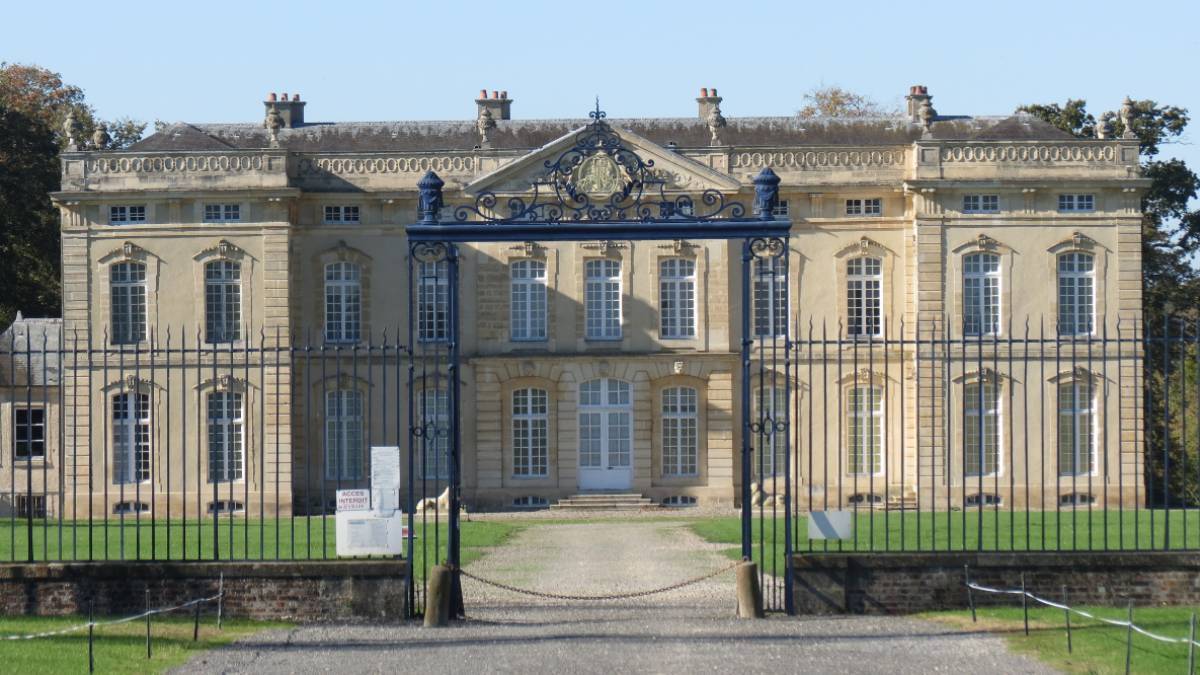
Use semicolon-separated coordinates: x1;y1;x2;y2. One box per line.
551;493;657;511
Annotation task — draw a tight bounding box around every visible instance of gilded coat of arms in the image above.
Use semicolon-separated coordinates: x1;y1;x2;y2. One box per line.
572;153;626;196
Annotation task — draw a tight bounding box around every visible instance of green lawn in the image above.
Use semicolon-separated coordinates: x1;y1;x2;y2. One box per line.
0;615;288;675
926;605;1200;674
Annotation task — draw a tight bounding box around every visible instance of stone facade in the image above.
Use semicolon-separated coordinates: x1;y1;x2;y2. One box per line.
39;86;1148;516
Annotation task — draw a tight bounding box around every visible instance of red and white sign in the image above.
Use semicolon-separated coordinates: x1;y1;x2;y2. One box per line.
336;489;371;512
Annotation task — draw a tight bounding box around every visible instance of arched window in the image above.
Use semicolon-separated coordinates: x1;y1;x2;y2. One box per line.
113;392;151;484
585;259;622;340
512;388;549;477
207;391;244;482
510;260;547;341
659;259;696;339
205;260;241;343
578;379;631;488
324;262;361;343
847;257;882;338
325;389;364;480
752;256;787;338
752;386;788;478
963;253;1001;336
662;386;698;476
964;380;1000;476
848;386;883;475
1058;380;1095;475
110;262;147;344
1057;252;1094;336
418;388;450;480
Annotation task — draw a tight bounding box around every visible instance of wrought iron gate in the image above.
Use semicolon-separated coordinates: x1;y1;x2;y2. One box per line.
403;105;792;616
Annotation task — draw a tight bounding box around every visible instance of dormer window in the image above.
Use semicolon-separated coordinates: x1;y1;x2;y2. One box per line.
1058;194;1095;212
109;205;146;224
962;195;999;214
204;204;241;222
845;198;881;216
324;205;360;224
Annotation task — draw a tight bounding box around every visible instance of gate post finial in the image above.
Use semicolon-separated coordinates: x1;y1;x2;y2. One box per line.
753;167;781;221
418;170;445;224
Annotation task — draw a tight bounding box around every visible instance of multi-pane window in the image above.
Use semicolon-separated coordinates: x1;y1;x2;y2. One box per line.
512;388;549;477
963;195;999;214
324;205;360;224
662;386;699;477
771;200;790;217
578;378;632;472
324;389;363;480
752;386;788;478
1058;194;1095;212
1057;252;1094;336
417;261;449;343
963;253;1001;336
324;262;362;343
964;380;1000;476
109;205;146;224
110;262;147;345
203;204;241;222
585;259;621;340
113;392;151;484
419;388;450;480
14;408;46;461
848;386;883;475
845;198;882;216
753;256;788;338
205;260;241;343
510;260;547;341
847;257;883;338
1058;380;1095;476
207;391;244;482
659;258;696;339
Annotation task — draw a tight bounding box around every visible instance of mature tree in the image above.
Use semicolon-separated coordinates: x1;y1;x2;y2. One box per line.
797;85;894;119
0;63;146;325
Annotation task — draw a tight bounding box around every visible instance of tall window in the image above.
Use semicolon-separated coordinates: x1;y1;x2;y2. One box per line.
1058;380;1095;476
585;259;621;340
847;257;882;338
963;253;1001;336
14;408;46;461
325;262;362;343
752;386;788;478
510;260;547;341
325;389;363;480
110;262;147;345
113;392;151;484
1057;252;1094;336
753;256;788;338
207;391;244;482
417;261;449;343
964;380;1000;476
579;379;632;472
659;258;696;339
205;260;241;343
848;386;883;475
512;388;549;477
662;386;698;477
419;388;449;480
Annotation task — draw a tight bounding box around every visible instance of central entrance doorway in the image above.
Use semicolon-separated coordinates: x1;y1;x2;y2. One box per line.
578;377;633;490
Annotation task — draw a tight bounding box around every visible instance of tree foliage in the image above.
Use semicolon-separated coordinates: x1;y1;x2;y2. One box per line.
798;85;894;119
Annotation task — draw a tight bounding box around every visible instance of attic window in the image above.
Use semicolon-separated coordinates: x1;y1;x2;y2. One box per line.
324;205;360;224
845;199;881;216
1058;194;1094;212
963;195;999;214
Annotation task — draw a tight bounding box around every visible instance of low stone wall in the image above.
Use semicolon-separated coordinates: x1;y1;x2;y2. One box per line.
792;552;1200;614
0;560;409;621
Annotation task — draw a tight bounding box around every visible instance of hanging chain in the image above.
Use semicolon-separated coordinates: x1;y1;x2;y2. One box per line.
457;559;742;602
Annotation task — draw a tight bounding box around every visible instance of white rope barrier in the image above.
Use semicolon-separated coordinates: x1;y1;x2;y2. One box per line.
0;591;223;641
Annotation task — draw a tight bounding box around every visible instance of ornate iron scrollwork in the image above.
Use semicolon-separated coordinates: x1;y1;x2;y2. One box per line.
411;241;450;263
748;237;786;259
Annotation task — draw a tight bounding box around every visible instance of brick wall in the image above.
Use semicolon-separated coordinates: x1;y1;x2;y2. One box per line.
0;560;409;621
793;552;1200;614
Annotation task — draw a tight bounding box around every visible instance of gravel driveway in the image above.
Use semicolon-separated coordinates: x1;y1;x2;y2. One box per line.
176;520;1055;674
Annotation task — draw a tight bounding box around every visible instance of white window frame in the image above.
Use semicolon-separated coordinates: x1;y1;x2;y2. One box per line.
584;259;622;340
203;204;241;223
662;386;699;477
1058;194;1095;212
753;256;788;338
110;262;147;345
964;380;1001;477
847;256;883;338
512;388;549;477
1057;380;1096;476
323;205;361;224
109;205;147;225
419;388;450;480
204;260;242;344
417;261;449;343
578;378;632;471
659;258;696;339
324;262;362;344
13;407;46;461
848;385;883;476
324;389;364;481
113;392;151;485
845;198;882;216
510;260;548;342
963;194;999;214
1057;252;1095;336
771;200;790;217
207;391;244;483
963;253;1001;336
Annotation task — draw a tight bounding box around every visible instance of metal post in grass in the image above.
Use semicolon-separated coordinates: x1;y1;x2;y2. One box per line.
1020;573;1029;636
1189;612;1196;675
193;600;201;641
88;599;95;674
217;573;224;630
1125;601;1133;675
1062;585;1071;654
965;564;976;623
145;587;152;659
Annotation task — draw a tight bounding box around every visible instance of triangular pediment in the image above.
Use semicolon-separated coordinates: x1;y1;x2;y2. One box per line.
466;125;742;195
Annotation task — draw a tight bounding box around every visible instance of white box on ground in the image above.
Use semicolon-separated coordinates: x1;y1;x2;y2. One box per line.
808;511;853;540
335;488;409;557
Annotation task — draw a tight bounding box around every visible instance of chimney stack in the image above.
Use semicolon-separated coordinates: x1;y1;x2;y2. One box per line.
696;87;722;120
475;89;512;121
264;92;306;128
905;85;931;123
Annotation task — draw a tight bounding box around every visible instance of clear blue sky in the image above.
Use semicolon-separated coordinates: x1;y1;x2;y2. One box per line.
6;0;1198;169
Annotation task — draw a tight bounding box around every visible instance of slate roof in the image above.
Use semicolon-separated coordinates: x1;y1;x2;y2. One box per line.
0;314;63;388
127;114;1074;153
